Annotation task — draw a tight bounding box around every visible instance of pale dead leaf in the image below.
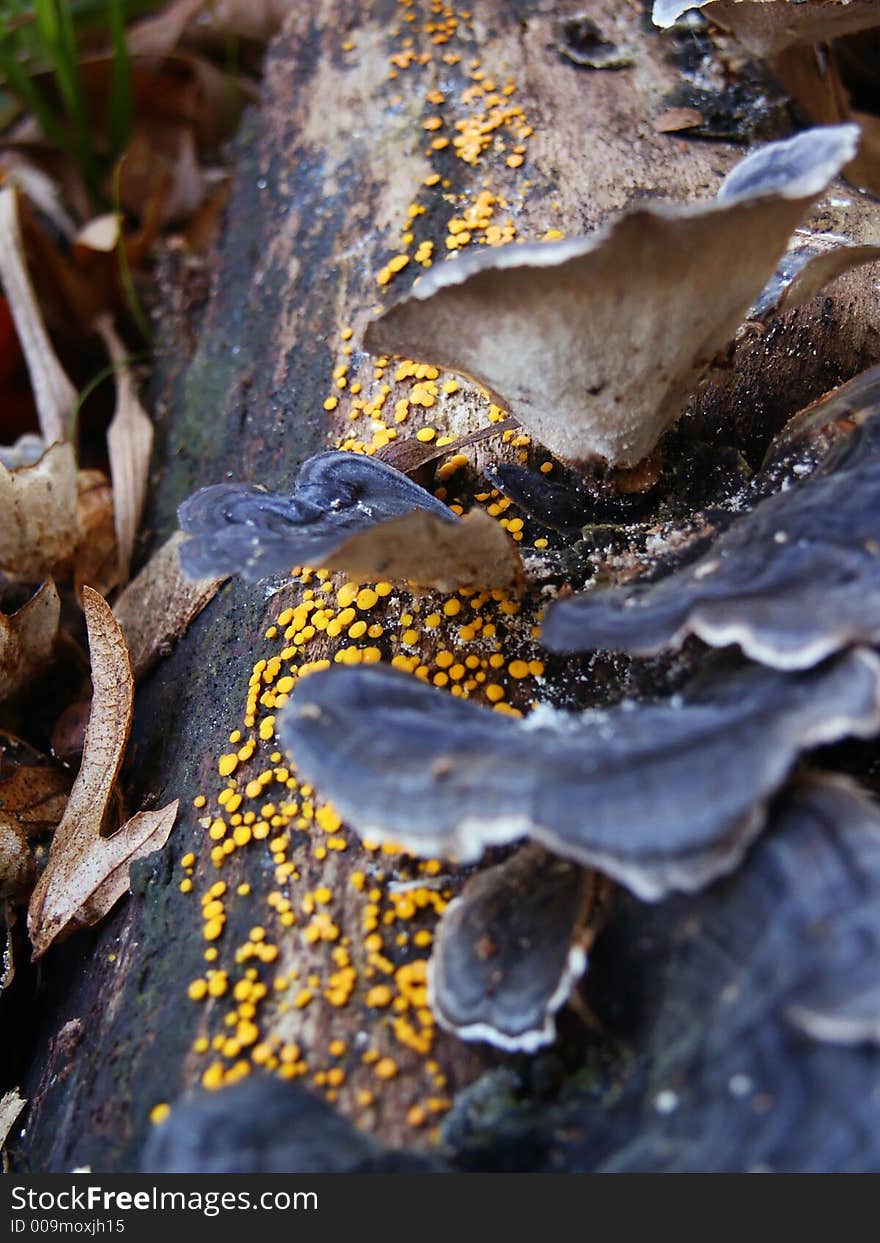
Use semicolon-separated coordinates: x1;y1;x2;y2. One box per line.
652;0;880;55
0;188;76;444
75;213;121;255
113;531;224;680
0;581;60;703
27;587;134;957
0;820;34;899
94;315;154;585
0;1089;26;1150
75;469;119;598
323;508;523;593
0;440;78;580
0;154;77;238
365;127;862;468
76;801;178;929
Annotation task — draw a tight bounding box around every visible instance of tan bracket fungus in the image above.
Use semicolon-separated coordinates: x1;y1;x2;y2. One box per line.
364;125;862;469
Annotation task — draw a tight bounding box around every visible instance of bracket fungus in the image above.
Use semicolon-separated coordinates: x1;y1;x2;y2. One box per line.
428;845;604;1052
178;449;521;591
279;652;880;900
652;0;880;57
543;373;880;669
364;125;859;468
594;774;880;1172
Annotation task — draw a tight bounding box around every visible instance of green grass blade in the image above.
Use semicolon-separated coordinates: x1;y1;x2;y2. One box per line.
107;0;132;161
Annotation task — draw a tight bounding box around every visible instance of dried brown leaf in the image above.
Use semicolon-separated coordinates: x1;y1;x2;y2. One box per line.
95;316;154;585
74;800;177;930
653;0;880;55
75;469;119;598
0;732;70;831
0;1089;26;1150
376;417;517;474
0;581;60;703
655;107;705;133
113;531;224;680
366;127;860;467
0;188;76;444
27;588;136;956
0;440;78;580
0;819;34;899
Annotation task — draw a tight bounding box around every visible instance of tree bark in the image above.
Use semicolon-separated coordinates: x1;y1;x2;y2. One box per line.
12;0;880;1172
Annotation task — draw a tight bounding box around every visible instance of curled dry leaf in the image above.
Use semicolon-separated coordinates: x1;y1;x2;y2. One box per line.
113;532;225;681
0;441;78;581
428;845;603;1052
594;774;880;1172
94;316;154;585
0;188;76;445
279;652;880;900
27;588;176;957
543;373;880;669
178;451;522;592
365;126;859;468
653;0;880;55
0;581;60;704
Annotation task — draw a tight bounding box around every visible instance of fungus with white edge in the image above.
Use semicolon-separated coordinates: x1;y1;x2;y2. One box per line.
278;652;880;900
542;368;880;669
590;773;880;1172
365;126;861;468
428;845;606;1052
177;449;521;591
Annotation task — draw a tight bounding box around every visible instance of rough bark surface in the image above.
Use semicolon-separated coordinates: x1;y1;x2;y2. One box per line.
11;0;880;1172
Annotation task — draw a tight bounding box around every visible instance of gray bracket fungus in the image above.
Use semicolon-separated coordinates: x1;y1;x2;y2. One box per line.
364;125;859;469
427;845;604;1053
652;0;880;56
278;651;880;900
591;774;880;1172
177;449;522;591
542;374;880;669
750;237;880;323
140;1075;441;1173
